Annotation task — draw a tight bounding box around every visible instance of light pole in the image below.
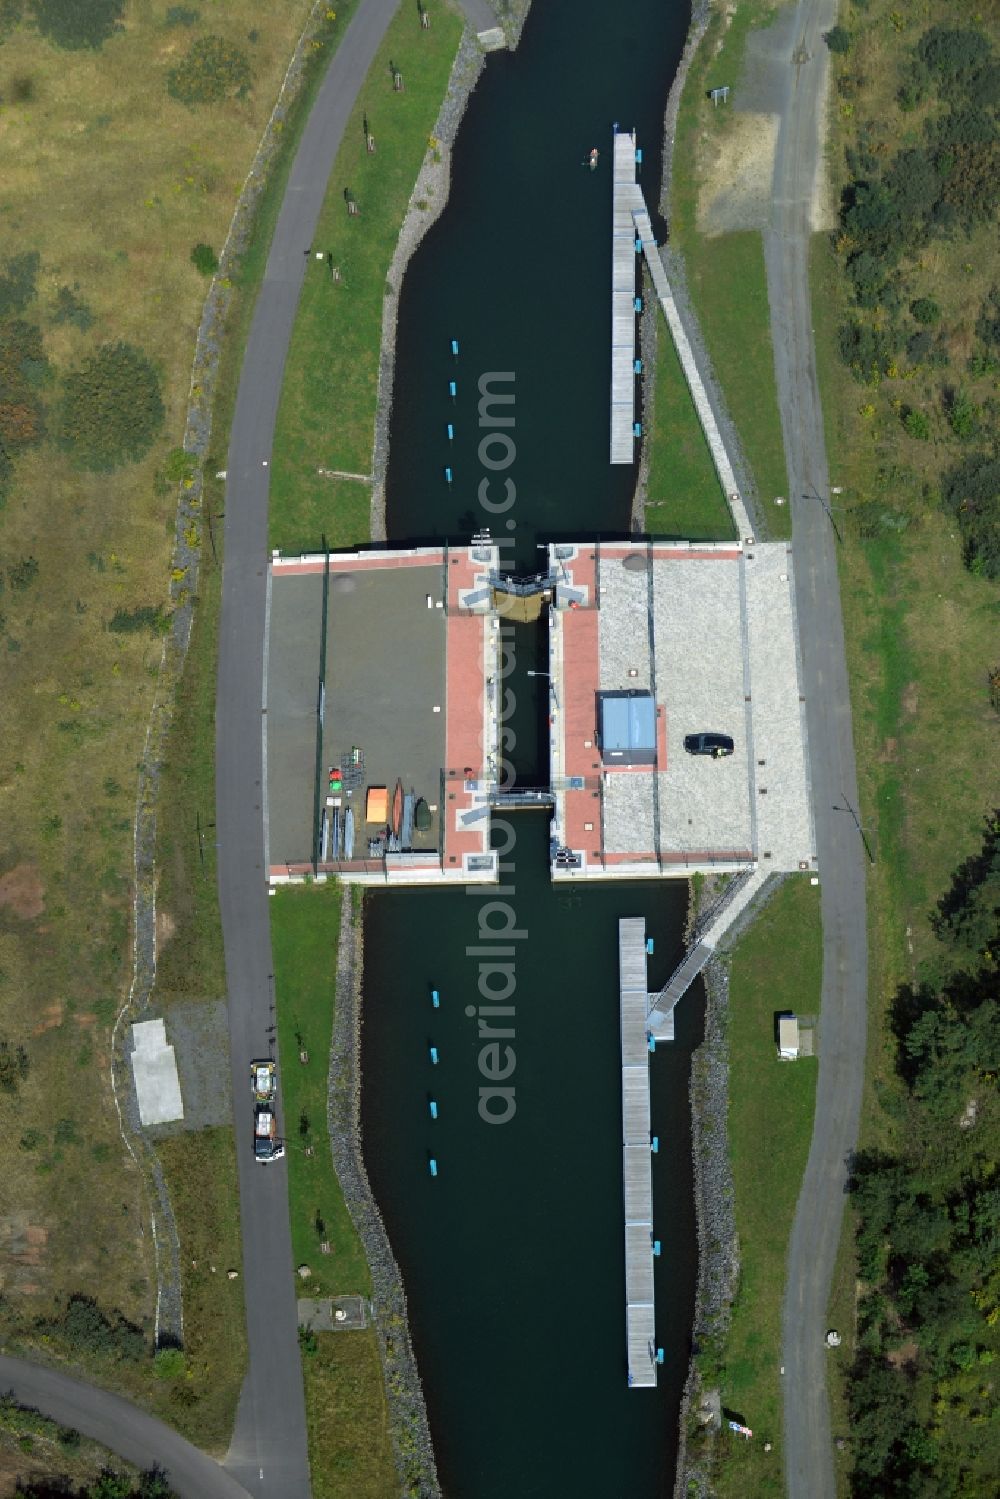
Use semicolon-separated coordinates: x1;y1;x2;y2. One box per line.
832;793;876;865
800;484;848;545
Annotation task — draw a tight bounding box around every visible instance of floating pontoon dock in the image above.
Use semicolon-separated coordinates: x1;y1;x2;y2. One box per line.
619;917;658;1386
610;132;642;463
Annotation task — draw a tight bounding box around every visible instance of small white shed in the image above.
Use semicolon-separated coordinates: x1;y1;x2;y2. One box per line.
778;1013;800;1060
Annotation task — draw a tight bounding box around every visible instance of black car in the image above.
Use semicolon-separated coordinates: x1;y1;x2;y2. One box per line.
684;732;735;758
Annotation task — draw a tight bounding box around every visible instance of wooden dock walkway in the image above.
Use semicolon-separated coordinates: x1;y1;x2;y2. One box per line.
611;132;643;464
619;917;658;1386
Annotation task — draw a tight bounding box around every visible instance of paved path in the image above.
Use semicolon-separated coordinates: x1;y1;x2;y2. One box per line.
761;2;868;1495
216;1;403;1493
0;1356;251;1499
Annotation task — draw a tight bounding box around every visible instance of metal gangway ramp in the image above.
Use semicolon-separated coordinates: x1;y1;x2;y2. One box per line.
610;132;642;463
619;917;657;1387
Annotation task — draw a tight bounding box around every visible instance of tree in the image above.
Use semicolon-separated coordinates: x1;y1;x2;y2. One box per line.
826;25;852;55
58;342;163;471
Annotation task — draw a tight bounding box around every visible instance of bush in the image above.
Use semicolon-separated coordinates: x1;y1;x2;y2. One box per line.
190;242;219;276
0;251;38;317
976;285;1000;349
911;296;941;325
107;604;170;636
163;446;195;482
946;389;979;440
58;341;163;471
8;555;39;589
164;4;198;24
52;284;95;332
167;35;252;105
52;1294;145;1363
0;1040;30;1093
902;408;930;440
31;0;124;50
825;25;851;54
940;452;1000;577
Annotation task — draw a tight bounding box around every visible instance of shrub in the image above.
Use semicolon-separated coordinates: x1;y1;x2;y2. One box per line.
19;1128;44;1151
8;555;39;590
8;75;35;103
31;0;124;50
911;296;941;325
0;252;38;317
190;241;219;276
903;408;930;440
0;1039;30;1093
107;604;170;636
826;25;852;54
167;36;252;106
163;446;195;482
164;4;199;24
0;1;24;42
941;452;1000;577
976;285;1000;348
54;1117;79;1146
53;1294;145;1362
52;284;94;331
58;341;163;471
947;389;979;440
153;1346;186;1379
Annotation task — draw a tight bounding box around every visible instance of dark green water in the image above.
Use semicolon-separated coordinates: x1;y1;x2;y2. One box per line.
365;2;700;1494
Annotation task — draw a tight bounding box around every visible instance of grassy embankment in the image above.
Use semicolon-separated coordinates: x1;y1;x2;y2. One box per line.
0;0;340;1446
658;4;823;1490
270;0;464;553
646;317;736;540
270;886;395;1499
809;3;1000;1483
670;0;791;540
707;877;821;1498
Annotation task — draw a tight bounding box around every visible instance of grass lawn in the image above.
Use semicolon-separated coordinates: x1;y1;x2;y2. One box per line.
269;0;464;553
271;884;395;1492
669;0;790;539
674;232;789;538
270;885;372;1296
711;875;822;1498
303;1329;396;1499
646;313;736;541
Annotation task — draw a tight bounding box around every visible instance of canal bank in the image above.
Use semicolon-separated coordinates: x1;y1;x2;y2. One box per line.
363;1;701;1493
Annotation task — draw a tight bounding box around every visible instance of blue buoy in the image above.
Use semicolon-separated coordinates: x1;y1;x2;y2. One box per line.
653;1240;661;1257
636;148;643;166
633;422;642;438
634;358;642;374
656;1347;664;1365
429;1100;438;1120
446;424;454;442
646;937;654;955
450;338;459;357
429;1158;438;1177
444;467;453;485
634;296;642;313
648;1035;656;1053
448;380;457;399
634;237;642;253
431;988;440;1008
651;1135;659;1154
429;1045;439;1065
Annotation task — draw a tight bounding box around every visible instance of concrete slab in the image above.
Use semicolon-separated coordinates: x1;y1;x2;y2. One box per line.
130;1019;184;1126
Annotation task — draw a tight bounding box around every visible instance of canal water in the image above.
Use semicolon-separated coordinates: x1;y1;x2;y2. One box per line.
364;2;699;1494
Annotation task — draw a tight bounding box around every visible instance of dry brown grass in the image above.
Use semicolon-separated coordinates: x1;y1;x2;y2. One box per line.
0;0;314;1416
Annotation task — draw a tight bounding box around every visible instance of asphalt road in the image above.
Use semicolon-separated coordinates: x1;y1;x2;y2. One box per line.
215;1;403;1493
0;1355;252;1499
762;2;869;1495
